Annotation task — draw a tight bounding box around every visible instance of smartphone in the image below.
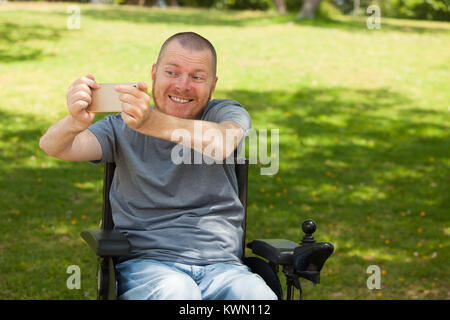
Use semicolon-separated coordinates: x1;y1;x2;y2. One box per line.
88;83;137;113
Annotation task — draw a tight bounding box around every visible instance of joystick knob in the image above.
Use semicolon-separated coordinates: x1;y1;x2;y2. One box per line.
301;219;317;245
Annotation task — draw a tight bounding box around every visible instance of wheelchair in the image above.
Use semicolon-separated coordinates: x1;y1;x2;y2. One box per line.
81;158;334;300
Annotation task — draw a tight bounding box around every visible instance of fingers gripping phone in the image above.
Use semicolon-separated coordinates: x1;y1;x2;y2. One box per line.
88;83;137;113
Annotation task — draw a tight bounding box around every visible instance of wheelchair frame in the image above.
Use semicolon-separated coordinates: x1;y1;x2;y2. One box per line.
81;158;333;300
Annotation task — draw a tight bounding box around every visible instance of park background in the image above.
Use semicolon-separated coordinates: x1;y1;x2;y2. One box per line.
0;0;448;299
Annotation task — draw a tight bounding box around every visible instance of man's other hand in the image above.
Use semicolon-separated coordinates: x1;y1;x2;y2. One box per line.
116;82;152;131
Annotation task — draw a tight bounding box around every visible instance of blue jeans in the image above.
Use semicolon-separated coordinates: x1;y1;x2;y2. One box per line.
115;258;278;300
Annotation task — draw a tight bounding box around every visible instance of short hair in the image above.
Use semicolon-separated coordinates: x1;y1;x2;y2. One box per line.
156;32;217;77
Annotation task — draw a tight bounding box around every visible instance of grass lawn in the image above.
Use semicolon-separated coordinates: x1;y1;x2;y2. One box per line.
0;2;449;300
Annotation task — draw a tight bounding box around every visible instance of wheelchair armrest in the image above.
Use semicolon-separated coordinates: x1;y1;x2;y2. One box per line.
247;239;298;265
293;242;334;284
80;229;131;257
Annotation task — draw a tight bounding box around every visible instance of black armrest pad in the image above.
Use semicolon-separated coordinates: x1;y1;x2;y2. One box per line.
247;239;299;265
293;242;334;284
81;229;131;257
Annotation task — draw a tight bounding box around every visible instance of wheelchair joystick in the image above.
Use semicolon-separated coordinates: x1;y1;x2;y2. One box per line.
246;218;334;300
292;219;334;288
300;219;316;245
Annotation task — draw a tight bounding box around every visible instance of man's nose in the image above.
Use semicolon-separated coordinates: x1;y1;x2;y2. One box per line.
174;74;191;91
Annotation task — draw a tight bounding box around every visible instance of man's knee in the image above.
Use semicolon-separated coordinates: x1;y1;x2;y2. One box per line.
119;272;201;300
154;273;202;300
117;259;202;300
229;275;278;300
205;265;278;300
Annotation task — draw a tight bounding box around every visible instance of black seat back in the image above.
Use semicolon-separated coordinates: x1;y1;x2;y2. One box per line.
101;162;116;231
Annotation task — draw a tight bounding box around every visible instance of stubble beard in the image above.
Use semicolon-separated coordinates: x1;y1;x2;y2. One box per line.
151;78;214;120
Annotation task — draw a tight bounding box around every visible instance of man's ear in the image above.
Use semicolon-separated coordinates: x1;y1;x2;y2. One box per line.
151;63;157;82
211;76;218;94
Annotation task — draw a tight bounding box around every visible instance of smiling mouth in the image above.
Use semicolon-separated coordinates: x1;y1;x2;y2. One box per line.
169;95;194;104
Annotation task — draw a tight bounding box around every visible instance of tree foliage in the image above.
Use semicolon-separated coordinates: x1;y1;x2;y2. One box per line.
12;0;450;21
331;0;449;21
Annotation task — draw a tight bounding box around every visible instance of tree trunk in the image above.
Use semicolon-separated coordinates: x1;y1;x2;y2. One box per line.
297;0;322;20
273;0;287;15
138;0;146;6
353;0;360;16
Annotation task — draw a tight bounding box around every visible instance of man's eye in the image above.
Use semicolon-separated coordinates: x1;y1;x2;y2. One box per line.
166;71;175;76
193;76;204;81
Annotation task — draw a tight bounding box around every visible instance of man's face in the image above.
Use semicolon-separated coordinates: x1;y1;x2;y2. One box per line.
151;40;218;120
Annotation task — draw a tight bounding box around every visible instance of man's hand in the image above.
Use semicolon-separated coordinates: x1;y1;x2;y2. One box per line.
40;73;102;161
66;73;100;131
116;82;152;131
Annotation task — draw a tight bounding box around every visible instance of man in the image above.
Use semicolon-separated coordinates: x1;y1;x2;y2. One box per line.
39;32;277;300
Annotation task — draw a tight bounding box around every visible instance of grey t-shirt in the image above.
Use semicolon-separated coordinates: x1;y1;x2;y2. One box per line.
88;99;251;265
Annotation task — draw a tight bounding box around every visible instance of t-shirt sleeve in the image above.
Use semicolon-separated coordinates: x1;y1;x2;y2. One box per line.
203;99;251;158
204;99;251;134
87;114;120;164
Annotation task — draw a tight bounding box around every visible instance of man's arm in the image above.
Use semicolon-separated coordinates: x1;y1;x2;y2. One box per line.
116;83;245;161
39;115;102;161
39;74;102;162
139;109;243;161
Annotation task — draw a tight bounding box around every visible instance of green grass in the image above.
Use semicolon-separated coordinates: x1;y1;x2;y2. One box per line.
0;2;449;300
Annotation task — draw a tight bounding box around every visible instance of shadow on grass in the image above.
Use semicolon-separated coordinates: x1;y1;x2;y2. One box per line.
0;109;106;298
0;109;104;210
292;15;450;34
219;86;448;256
0;109;105;238
62;6;252;27
229;85;449;297
0;22;63;62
